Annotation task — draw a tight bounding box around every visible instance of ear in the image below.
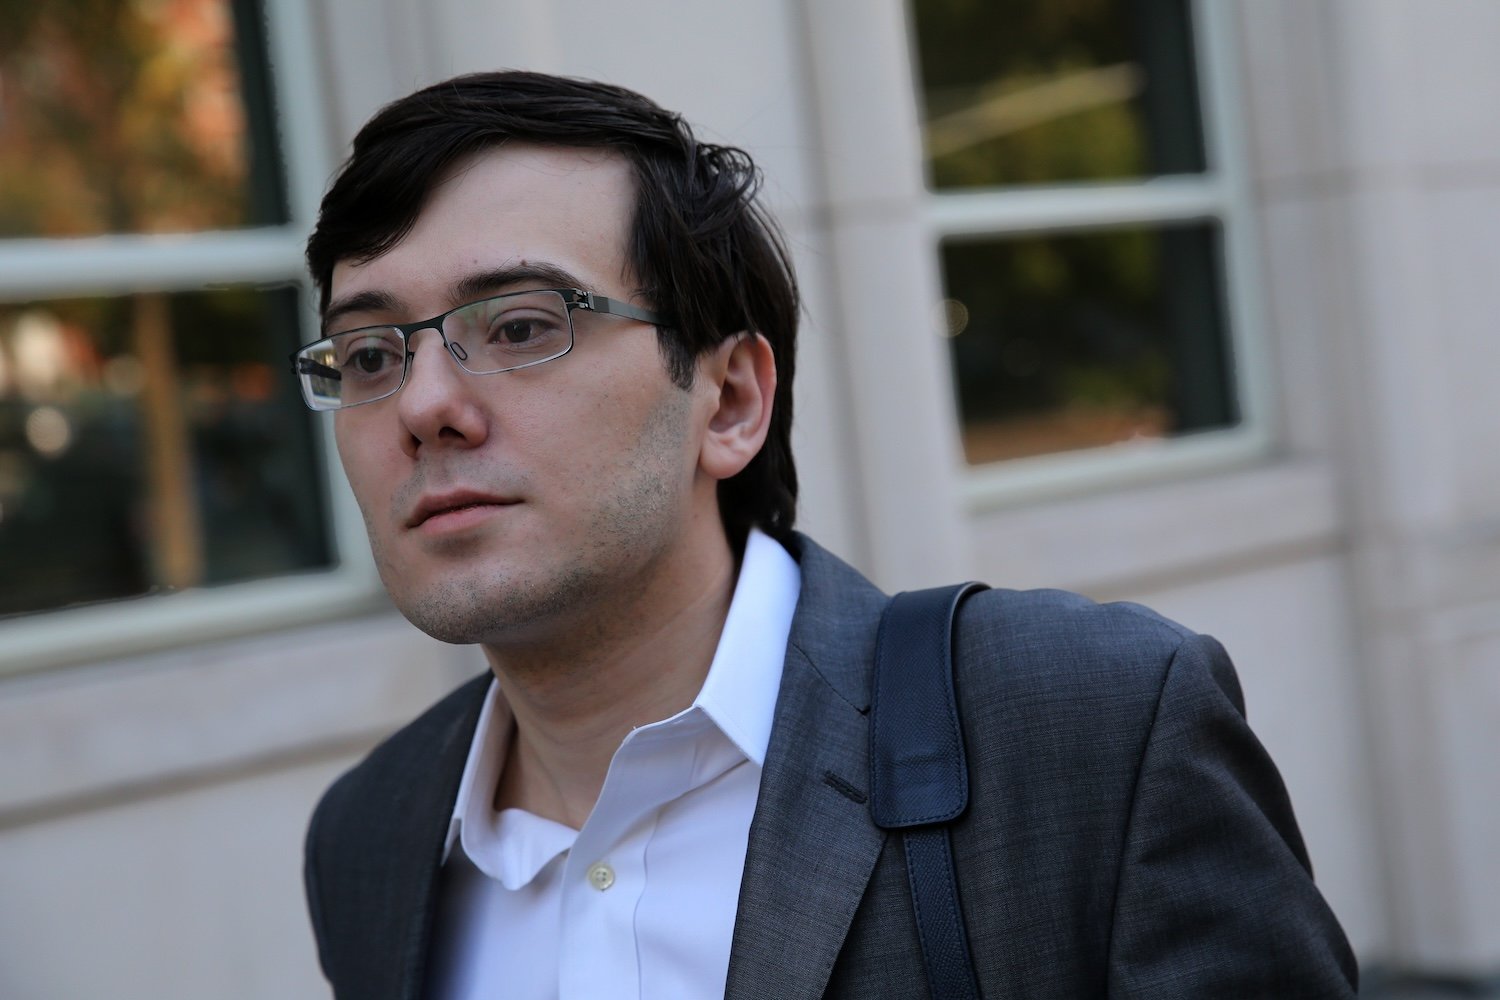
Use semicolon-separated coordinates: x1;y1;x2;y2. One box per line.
698;332;776;482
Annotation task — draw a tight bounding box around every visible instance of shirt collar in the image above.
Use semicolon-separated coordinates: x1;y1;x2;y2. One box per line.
692;528;800;767
442;528;801;860
442;680;511;864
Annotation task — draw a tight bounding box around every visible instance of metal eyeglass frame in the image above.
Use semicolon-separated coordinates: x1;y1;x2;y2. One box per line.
288;288;669;411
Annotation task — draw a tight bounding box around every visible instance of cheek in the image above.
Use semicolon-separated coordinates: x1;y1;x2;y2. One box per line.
600;379;688;450
332;418;361;483
333;416;387;513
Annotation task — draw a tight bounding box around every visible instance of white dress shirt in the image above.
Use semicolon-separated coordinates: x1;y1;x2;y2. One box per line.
426;529;802;1000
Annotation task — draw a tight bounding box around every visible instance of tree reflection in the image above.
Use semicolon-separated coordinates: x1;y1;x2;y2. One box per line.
0;0;254;237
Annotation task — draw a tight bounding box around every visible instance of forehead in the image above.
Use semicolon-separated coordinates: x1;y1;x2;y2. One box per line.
328;143;638;311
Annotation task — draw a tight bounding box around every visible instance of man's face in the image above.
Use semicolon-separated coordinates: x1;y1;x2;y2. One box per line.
328;144;717;647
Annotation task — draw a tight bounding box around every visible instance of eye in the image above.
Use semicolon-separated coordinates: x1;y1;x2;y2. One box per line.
350;346;392;372
485;309;567;349
493;317;544;345
334;333;403;378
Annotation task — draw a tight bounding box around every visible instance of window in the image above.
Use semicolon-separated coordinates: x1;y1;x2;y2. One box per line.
909;0;1262;493
0;0;349;670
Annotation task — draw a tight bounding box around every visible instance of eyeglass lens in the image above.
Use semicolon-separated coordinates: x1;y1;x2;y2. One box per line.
295;290;575;410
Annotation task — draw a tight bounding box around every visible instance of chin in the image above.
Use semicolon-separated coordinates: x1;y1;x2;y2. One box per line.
390;562;593;647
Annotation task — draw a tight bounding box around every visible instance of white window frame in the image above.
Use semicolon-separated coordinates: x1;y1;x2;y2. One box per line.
0;0;379;676
920;0;1274;512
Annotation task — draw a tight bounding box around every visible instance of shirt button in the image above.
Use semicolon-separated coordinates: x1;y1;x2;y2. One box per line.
587;862;615;891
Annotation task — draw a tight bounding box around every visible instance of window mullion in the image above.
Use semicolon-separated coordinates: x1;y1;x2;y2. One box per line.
0;229;306;302
927;176;1228;240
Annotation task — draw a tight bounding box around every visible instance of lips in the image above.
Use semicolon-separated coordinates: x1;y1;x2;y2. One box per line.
406;490;518;528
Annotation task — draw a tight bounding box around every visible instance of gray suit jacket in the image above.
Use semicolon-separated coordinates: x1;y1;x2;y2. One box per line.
305;534;1357;998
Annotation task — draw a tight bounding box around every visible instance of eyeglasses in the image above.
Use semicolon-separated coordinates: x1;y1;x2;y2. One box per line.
289;288;667;411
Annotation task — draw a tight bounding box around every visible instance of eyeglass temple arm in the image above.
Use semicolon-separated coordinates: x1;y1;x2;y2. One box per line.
575;291;668;327
295;357;342;381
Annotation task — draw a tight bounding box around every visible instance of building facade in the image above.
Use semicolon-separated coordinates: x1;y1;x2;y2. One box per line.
2;1;1499;995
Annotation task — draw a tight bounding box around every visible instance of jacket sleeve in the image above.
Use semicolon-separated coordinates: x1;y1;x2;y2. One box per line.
1105;632;1358;997
303;792;335;986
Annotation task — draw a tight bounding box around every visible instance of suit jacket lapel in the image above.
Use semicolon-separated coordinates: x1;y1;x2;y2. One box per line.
342;675;487;1000
395;696;480;1000
725;536;890;1000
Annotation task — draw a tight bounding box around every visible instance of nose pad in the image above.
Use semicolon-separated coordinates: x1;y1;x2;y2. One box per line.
449;342;469;364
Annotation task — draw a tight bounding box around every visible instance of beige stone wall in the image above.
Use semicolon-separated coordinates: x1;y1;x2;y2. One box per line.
5;1;1500;994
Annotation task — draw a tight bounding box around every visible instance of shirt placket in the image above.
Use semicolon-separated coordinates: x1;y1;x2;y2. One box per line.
555;719;703;999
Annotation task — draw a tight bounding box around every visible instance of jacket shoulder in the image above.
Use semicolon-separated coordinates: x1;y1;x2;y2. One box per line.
309;671;489;844
947;587;1248;799
954;586;1213;702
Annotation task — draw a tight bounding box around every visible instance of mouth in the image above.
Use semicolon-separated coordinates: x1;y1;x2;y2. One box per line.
406;492;519;529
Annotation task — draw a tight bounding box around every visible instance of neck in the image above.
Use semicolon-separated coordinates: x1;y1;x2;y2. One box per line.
484;528;740;829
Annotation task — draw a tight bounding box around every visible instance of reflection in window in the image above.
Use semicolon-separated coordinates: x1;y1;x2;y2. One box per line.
909;0;1238;469
0;0;286;237
0;290;329;616
941;225;1237;465
0;2;329;625
910;0;1205;189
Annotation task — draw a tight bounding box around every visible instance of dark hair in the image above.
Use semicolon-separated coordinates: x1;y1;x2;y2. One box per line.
306;71;799;542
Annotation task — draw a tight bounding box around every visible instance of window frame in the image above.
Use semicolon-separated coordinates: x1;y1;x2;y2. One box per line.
0;0;380;677
915;0;1274;512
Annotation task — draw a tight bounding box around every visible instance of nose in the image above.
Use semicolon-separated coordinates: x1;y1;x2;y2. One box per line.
394;327;489;455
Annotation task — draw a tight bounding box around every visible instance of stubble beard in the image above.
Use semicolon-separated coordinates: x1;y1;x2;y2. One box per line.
364;387;697;652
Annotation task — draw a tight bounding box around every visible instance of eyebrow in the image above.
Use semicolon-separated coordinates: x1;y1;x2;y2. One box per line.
450;262;587;305
321;289;400;335
321;262;592;335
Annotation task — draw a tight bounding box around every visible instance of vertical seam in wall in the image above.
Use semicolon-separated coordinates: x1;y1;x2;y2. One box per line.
784;0;876;572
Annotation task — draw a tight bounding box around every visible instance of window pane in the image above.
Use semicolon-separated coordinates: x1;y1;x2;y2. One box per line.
0;0;287;238
0;287;330;616
910;0;1205;189
941;224;1237;465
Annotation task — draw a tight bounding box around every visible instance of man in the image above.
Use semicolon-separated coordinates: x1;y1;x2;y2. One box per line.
297;71;1357;999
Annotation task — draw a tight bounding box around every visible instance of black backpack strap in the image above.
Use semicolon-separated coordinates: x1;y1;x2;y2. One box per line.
870;582;988;1000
